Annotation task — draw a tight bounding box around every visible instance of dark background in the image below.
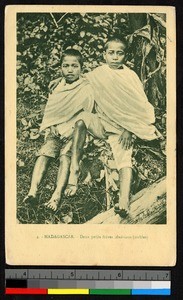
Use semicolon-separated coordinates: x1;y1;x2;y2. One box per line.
1;0;182;299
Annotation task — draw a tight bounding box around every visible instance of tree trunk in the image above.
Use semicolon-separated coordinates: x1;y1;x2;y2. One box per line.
87;177;166;224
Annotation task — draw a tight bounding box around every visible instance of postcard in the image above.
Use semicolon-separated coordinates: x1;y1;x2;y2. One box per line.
5;5;176;266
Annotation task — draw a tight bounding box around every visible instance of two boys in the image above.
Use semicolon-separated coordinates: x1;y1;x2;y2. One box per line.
24;37;162;217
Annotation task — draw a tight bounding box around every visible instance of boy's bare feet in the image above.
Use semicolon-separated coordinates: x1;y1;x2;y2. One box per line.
65;168;79;197
65;184;77;196
45;193;61;211
45;198;60;211
23;195;38;207
114;203;129;218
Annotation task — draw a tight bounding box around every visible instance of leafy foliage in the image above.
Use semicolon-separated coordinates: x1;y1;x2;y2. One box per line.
16;12;166;224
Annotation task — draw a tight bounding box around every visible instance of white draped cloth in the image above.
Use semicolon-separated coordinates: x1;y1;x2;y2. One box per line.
86;64;158;140
40;77;94;132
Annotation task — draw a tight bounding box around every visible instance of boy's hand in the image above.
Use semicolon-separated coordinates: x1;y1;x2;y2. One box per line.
50;125;59;137
118;129;132;150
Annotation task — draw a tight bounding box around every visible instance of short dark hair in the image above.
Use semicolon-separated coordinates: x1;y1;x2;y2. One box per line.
104;36;128;51
61;49;83;67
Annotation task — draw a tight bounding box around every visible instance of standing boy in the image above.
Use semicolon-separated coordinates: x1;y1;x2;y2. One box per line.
23;49;99;211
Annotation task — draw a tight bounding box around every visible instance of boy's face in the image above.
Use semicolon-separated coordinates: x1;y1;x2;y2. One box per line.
104;41;126;69
61;56;81;83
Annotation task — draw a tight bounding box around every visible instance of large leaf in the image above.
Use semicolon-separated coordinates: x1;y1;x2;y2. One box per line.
134;25;151;40
149;13;166;28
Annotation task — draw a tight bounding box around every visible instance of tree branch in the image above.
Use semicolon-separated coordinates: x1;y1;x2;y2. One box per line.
143;62;161;84
50;13;59;28
57;13;68;24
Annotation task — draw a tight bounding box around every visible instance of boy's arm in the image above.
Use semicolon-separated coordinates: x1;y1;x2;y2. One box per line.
42;125;59;137
118;129;133;150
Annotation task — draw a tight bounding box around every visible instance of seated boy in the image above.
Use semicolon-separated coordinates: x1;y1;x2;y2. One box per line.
23;49;102;211
66;36;163;217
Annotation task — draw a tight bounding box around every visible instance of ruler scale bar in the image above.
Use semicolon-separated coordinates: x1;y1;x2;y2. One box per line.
5;269;171;281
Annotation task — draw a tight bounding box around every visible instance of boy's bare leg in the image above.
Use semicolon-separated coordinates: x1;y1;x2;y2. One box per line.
23;155;50;204
117;167;132;216
45;155;71;211
65;120;87;196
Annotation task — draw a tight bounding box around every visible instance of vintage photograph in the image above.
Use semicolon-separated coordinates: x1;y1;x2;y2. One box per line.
16;12;167;225
6;5;176;266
